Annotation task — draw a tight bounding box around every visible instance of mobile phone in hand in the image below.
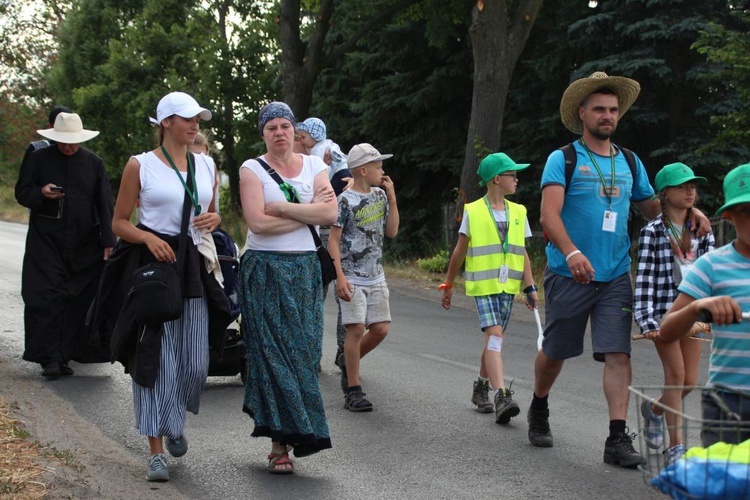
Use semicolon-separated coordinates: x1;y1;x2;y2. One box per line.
50;186;64;193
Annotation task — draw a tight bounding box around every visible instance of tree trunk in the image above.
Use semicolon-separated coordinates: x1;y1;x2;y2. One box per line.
460;0;543;204
278;0;421;118
279;0;334;118
207;0;241;212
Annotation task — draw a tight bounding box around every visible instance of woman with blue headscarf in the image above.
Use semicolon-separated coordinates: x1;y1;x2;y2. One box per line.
239;102;337;474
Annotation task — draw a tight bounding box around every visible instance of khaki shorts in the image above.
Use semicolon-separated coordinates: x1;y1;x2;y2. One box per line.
340;282;391;327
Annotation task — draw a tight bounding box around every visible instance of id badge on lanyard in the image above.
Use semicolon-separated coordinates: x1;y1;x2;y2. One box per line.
498;265;509;283
602;210;617;232
189;224;203;245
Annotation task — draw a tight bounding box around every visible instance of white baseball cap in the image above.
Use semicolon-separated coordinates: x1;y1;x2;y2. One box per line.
347;143;393;169
150;92;212;125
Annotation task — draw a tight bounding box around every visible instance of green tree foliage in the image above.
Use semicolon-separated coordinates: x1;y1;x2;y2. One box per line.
27;0;750;258
0;0;68;104
49;0;203;182
0;0;69;183
0;100;46;187
504;0;743;217
313;0;473;257
276;0;423;118
693;5;750;166
48;0;275;208
458;0;542;205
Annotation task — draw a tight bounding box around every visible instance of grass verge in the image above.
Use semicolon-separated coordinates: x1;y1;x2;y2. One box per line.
0;396;86;499
0;398;49;498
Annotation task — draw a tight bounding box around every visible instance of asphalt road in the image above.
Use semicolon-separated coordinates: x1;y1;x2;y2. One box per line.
0;220;709;499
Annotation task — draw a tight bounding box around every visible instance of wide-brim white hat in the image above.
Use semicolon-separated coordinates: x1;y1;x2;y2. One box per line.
37;112;99;144
559;71;641;134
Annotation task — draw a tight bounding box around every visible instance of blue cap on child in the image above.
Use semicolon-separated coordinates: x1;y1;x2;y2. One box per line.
297;118;327;142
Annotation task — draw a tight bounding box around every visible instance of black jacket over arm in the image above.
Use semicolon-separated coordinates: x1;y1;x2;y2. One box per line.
89;226;231;388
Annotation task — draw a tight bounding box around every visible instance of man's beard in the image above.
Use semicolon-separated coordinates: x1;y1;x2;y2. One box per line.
588;122;616;141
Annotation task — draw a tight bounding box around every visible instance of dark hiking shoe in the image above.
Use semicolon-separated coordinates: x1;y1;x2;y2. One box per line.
59;363;74;376
494;388;520;424
603;431;646;468
166;435;188;457
344;388;373;412
334;348;345;371
471;379;494;413
527;407;553;447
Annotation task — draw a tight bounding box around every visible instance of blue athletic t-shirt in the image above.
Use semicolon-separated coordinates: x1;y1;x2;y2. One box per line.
541;141;653;282
679;243;750;392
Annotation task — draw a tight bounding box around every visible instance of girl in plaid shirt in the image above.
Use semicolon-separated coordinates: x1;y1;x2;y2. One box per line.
634;162;714;466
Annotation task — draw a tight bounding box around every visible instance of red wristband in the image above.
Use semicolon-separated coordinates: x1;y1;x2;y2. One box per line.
438;282;453;290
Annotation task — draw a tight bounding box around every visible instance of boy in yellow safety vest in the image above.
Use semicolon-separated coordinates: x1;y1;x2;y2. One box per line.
440;152;539;424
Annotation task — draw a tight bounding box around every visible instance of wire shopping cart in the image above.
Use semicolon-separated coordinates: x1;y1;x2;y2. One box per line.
630;385;750;499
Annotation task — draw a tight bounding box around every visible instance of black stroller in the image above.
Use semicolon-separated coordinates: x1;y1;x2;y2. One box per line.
207;228;247;382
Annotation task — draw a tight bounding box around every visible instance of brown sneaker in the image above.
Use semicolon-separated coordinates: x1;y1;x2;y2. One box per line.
471;379;494;413
494;388;520;424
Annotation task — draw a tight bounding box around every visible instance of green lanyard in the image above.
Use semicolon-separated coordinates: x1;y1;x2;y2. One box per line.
580;138;616;209
483;196;509;256
161;146;201;216
664;216;689;257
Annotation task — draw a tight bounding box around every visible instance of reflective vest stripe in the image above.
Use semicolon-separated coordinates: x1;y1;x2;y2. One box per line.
465;268;525;282
466;243;525;257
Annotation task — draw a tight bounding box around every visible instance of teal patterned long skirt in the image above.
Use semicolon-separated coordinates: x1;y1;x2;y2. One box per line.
240;250;331;457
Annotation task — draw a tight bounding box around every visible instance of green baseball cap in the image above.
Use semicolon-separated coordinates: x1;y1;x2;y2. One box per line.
477;153;530;187
717;163;750;216
654;162;707;192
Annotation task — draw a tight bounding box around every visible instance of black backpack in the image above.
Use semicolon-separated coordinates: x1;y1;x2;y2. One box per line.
212;227;241;320
559;141;638;191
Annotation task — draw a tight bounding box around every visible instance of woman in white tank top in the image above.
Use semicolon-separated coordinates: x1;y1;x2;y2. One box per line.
238;101;337;474
111;92;221;482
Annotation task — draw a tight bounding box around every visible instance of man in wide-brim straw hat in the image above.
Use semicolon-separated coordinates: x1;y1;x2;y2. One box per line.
15;112;115;378
527;72;712;468
559;71;641;135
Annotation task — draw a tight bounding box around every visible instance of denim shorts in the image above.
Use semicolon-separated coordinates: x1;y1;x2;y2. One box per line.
475;293;514;331
541;270;633;362
340;281;391;326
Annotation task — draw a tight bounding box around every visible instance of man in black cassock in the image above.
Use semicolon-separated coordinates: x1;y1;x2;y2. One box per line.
15;112;115;378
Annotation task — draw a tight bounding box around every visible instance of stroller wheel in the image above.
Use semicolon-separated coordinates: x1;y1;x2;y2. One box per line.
240;359;248;384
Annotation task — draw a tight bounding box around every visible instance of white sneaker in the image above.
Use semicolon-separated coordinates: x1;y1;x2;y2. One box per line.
641;400;664;449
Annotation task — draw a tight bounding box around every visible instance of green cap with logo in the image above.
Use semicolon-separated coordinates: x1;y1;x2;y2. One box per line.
654;162;707;192
477;152;530;187
717;163;750;216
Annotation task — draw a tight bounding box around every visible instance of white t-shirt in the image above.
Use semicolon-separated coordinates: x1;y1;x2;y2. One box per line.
459;206;533;239
240;154;328;251
136;151;216;235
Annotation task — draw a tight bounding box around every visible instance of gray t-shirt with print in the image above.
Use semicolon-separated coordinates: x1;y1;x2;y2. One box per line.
335;187;389;285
